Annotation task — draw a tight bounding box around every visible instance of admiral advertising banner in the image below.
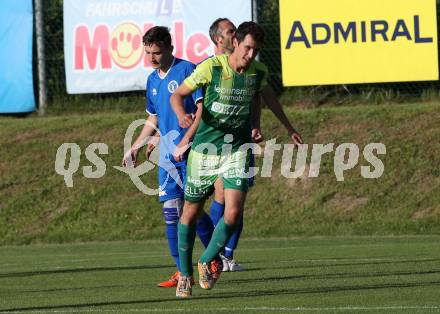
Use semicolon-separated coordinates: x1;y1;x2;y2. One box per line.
64;0;251;94
0;0;36;113
279;0;439;86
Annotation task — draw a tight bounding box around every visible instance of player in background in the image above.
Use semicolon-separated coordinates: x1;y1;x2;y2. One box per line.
209;18;236;55
171;21;303;297
122;26;214;288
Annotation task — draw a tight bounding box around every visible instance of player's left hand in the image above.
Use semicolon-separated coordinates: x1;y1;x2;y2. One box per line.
122;148;138;167
173;140;190;162
178;113;195;128
290;131;304;146
251;128;264;143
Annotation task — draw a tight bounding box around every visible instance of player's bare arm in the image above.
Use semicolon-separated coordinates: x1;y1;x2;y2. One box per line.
250;93;264;143
173;100;203;162
261;85;304;145
146;131;160;159
170;83;196;128
122;114;158;167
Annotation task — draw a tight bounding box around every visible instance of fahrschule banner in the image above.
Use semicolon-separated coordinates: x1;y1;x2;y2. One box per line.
64;0;251;94
279;0;439;86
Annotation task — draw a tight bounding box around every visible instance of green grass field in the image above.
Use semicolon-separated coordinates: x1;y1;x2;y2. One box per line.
1;236;440;313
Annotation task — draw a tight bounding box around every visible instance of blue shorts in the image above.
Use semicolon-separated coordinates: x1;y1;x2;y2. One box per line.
158;163;186;203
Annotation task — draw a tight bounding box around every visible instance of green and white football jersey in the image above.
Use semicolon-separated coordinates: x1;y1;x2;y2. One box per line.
184;54;268;154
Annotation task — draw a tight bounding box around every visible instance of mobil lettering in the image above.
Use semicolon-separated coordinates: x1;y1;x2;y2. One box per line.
74;21;211;70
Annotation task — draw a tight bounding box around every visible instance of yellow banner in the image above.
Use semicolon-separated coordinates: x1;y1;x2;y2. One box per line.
279;0;438;86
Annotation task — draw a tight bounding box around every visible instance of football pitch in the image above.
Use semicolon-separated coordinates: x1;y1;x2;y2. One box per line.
1;237;439;313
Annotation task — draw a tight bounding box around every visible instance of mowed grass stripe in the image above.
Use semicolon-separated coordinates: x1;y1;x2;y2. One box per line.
1;237;438;273
2;256;439;273
3;305;440;313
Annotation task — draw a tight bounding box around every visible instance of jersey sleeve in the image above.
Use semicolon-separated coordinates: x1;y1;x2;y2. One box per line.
184;58;213;91
192;87;203;104
145;78;157;115
184;62;204;104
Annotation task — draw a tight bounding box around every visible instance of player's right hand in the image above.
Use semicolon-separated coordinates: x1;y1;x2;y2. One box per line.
251;128;264;143
178;113;195;128
146;134;160;159
173;138;191;162
122;148;138;167
290;131;304;146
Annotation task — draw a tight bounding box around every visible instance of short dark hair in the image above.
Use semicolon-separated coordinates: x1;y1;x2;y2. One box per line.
234;21;265;46
209;18;232;44
142;26;172;48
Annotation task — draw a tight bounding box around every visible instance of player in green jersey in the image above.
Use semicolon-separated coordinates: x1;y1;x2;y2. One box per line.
170;21;303;298
207;18;246;272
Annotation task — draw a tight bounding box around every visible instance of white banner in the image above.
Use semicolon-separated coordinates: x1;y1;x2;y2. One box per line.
64;0;252;94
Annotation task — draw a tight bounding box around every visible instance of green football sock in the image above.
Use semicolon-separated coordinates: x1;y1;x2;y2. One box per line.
178;222;196;276
200;217;236;263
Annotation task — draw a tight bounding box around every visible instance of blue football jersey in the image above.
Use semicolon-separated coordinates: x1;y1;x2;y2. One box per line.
146;58;202;167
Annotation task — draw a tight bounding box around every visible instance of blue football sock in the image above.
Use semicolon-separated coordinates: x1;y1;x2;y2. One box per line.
224;214;243;259
163;206;181;271
196;212;214;248
210;200;225;226
165;222;180;271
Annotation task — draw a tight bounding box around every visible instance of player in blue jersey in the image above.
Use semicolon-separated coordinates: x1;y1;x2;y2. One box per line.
122;26;214;288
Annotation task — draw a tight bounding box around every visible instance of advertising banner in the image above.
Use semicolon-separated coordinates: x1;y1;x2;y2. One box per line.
280;0;439;86
0;0;36;113
64;0;252;94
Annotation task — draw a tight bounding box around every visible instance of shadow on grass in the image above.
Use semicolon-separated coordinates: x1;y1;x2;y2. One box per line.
2;280;440;312
225;269;440;285
241;257;440;271
0;264;171;278
20;284;146;294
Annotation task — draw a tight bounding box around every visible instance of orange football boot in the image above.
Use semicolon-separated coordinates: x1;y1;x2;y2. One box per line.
157;271;179;288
